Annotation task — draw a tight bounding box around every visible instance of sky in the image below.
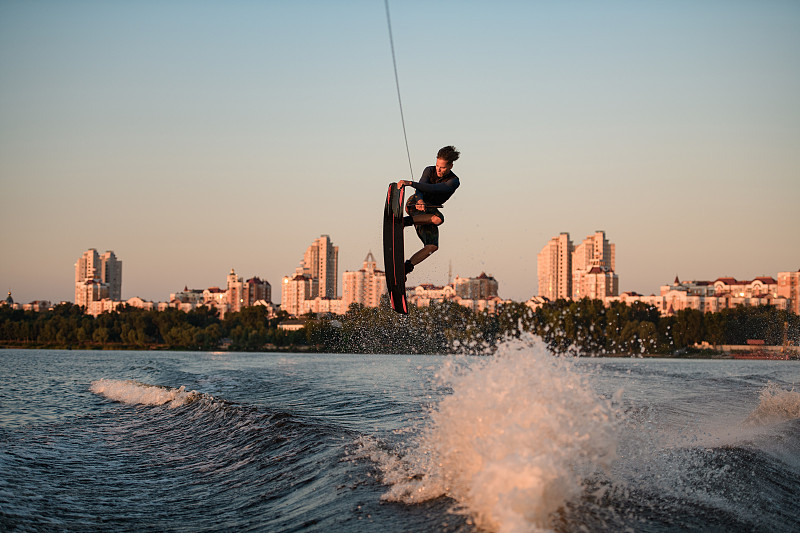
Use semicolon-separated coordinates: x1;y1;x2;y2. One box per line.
1;0;798;304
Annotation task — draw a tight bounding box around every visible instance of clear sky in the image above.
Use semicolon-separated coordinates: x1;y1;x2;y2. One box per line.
1;0;798;304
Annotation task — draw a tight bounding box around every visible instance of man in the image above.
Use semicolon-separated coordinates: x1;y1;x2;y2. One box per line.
397;145;461;280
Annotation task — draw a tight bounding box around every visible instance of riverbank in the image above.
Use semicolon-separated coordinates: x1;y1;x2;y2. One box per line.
3;341;797;359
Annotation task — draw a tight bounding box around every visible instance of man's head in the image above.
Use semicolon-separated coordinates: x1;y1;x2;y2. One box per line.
435;145;460;178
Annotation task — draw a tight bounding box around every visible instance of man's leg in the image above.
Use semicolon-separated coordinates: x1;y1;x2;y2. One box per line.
411;213;442;226
404;208;443;279
404;245;437;280
409;244;438;266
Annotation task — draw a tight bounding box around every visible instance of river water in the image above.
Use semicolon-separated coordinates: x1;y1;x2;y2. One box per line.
1;336;798;532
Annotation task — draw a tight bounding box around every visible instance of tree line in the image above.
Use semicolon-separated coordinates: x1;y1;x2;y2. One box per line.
0;299;798;355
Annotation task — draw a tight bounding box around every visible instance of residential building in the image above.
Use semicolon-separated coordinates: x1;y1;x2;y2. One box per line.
170;287;206;306
713;276;778;298
125;296;156;311
537;233;573;300
74;249;122;308
226;269;244;312
407;273;510;313
341;251;386;311
525;295;549;312
582;267;619;300
223;269;271;312
281;235;342;316
167;270;273;318
244;276;271;307
281;273;314;317
277;318;308;331
572;231;618;300
454;272;498;300
303;297;346;315
456;296;508;314
778;270;800;315
23;300;52;312
203;287;228;309
301;235;338;299
659;276;715;297
76;280;110;310
608;273;792;316
100;251;122;300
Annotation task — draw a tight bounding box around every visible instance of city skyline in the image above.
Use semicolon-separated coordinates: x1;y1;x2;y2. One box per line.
2;1;798;304
7;241;798;314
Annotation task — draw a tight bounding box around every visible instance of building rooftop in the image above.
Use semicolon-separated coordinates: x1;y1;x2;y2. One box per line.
754;277;777;284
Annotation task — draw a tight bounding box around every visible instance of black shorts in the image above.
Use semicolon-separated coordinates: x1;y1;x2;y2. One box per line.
406;194;444;247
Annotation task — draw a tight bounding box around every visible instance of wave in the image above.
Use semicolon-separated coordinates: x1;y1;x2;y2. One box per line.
745;382;800;426
90;379;209;408
361;334;621;533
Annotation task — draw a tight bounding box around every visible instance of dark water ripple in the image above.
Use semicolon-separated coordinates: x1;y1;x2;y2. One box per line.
1;349;798;532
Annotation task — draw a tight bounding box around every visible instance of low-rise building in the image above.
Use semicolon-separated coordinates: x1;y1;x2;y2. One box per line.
278;318;307;331
453;272;498;300
22;300;52;312
608;273;791;315
408;283;457;307
525;296;549;312
303;297;346;315
408;274;511;314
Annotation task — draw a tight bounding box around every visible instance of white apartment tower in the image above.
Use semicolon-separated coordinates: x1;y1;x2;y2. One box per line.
100;251;122;300
537;233;573;300
777;270;800;315
572;231;618;300
74;249;122;307
281;273;314;316
301;235;339;299
227;268;244;312
342;251;386;311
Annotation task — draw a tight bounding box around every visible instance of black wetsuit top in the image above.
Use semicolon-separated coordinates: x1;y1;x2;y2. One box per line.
409;166;460;206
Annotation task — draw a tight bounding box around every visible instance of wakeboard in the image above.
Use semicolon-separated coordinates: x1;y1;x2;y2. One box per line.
383;182;408;314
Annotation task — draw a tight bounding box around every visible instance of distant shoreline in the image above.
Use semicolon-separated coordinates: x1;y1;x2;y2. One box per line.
2;342;796;360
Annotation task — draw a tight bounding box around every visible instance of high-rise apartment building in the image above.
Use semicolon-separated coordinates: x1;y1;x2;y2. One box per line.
573;231;615;273
572;231;618;300
74;249;122;308
300;235;339;299
226;269;244;312
100;251;122;300
281;273;314;317
582;267;619;300
778;270;800;315
75;249;100;290
538;231;620;301
244;276;271;307
537;233;573;300
342;252;386;311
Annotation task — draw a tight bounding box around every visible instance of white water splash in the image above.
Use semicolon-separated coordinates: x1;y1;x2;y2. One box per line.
90;379;205;408
372;334;621;533
746;382;800;426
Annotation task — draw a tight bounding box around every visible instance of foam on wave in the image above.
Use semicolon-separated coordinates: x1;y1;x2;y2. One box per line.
363;334;621;533
746;382;800;426
90;379;207;408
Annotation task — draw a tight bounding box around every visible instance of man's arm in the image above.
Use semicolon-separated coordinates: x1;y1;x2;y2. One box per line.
406;176;459;195
397;166;433;191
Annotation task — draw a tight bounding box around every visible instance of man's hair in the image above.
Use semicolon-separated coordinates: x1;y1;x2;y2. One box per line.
437;145;460;163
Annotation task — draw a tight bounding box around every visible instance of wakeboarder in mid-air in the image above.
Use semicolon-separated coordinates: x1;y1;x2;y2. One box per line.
397;145;461;281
